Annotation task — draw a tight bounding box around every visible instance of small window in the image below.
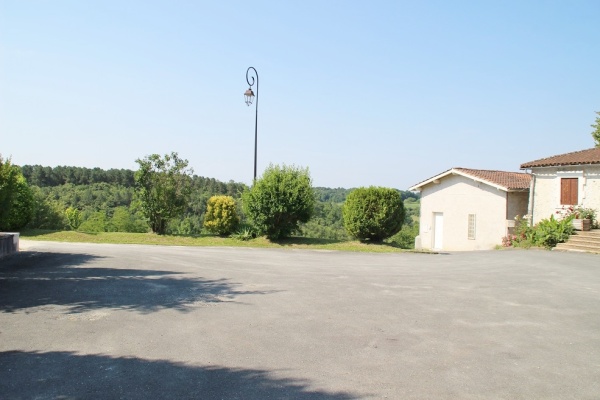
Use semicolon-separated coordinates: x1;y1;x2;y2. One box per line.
468;214;476;240
561;178;578;205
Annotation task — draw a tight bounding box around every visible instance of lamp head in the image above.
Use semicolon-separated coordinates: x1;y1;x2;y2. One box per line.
244;88;255;106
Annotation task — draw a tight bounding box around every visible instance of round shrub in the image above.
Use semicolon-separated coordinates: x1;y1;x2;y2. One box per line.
342;187;405;242
203;195;240;236
242;164;315;240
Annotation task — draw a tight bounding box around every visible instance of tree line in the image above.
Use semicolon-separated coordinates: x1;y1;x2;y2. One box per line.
2;155;419;247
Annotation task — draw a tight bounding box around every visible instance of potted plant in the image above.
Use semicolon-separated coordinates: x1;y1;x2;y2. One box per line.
562;205;596;231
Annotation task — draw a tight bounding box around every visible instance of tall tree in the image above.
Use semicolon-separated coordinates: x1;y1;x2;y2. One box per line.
592;111;600;147
134;152;193;234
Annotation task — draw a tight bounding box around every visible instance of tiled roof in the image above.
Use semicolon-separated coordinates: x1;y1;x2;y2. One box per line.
454;168;532;190
409;168;531;191
520;147;600;168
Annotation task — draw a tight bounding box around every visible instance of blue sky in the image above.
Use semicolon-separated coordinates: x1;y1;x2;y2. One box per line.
1;1;599;189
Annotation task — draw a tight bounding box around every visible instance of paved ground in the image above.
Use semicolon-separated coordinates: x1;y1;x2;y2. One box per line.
1;241;599;399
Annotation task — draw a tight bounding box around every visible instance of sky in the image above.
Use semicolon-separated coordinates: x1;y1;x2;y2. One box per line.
1;1;599;189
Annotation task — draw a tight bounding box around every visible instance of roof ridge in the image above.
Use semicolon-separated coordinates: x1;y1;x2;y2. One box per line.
521;147;600;168
409;167;531;191
455;167;529;174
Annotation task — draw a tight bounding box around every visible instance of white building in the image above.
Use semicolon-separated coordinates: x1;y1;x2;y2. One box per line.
521;148;600;225
409;168;531;251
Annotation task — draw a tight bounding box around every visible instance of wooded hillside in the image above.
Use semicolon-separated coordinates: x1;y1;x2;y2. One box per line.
18;164;419;246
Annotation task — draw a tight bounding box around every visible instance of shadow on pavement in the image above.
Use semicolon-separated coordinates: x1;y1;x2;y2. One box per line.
0;251;274;314
0;350;360;399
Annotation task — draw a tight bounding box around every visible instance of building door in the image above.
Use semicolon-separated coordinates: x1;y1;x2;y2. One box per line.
433;212;444;250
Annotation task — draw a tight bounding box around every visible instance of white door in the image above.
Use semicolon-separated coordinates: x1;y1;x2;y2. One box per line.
433;212;444;250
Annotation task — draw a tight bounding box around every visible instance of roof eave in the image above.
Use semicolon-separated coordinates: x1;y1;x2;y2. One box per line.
409;168;517;192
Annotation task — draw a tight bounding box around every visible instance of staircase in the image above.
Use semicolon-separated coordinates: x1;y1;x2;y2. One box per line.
555;229;600;254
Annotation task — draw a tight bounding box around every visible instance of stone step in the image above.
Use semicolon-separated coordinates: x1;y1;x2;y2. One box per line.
572;231;600;238
554;229;600;254
566;237;600;246
554;243;600;254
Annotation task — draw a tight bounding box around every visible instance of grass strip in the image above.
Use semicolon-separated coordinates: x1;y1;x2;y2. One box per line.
20;230;414;253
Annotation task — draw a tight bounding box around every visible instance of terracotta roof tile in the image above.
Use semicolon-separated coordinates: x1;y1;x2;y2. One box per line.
454;168;532;190
520;147;600;168
409;168;531;191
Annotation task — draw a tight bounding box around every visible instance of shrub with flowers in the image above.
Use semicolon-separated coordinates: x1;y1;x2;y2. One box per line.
502;215;534;248
501;213;575;249
557;205;597;222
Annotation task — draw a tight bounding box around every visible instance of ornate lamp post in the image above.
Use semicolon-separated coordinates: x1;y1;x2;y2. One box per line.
244;67;259;181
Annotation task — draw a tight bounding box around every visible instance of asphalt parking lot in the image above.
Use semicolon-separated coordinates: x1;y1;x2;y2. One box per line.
1;241;599;399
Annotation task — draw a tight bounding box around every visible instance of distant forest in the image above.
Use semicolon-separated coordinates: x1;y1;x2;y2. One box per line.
18;164;419;245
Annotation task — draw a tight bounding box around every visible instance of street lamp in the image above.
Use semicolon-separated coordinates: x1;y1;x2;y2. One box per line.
244;67;259;181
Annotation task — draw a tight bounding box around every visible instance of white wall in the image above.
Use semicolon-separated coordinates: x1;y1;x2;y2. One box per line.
530;165;600;225
418;174;508;251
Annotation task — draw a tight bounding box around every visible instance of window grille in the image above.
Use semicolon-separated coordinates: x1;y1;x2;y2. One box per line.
468;214;476;240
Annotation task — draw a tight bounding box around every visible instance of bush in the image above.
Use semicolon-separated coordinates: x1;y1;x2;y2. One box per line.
387;222;419;249
203;195;240;236
502;214;574;249
108;206;149;233
79;211;108;232
65;207;82;230
534;214;574;249
343;187;405;242
242;164;315;240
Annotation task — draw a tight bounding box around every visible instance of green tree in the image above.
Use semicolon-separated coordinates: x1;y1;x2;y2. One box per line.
343;187;405;242
27;187;66;230
242;164;315;240
1;174;35;231
0;156;35;231
134;152;193;235
592;111;600;147
0;156;19;225
204;195;240;236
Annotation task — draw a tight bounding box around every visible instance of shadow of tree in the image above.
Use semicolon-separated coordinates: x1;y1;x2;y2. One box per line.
0;252;274;314
0;351;360;399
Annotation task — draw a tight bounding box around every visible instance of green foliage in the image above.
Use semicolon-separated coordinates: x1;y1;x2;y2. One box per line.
534;214;575;249
27;187;66;230
203;195;240;236
1;175;34;231
230;225;256;241
0;157;35;231
64;207;82;230
243;164;315;240
134;152;193;235
107;206;148;233
342;187;405;242
591;111;600;147
19;165;135;187
503;214;574;249
299;201;349;240
387;222;419;249
79;211;108;232
560;205;597;226
0;156;19;227
313;187;419;203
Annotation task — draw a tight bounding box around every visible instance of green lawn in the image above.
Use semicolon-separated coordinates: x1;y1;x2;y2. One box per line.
20;230;417;253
